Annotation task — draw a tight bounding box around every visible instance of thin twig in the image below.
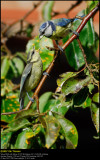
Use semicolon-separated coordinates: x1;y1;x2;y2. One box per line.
1;109;26;115
76;38;99;86
46;46;60;51
52;1;82;17
2;1;43;35
34;94;40;113
2;43;12;56
12;84;20;91
65;1;83;16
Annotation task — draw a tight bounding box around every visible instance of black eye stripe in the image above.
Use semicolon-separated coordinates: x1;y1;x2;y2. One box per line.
48;21;56;31
27;49;35;62
31;51;35;59
32;50;34;55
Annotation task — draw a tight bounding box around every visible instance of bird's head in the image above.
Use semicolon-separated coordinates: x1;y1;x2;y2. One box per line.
27;47;41;63
39;21;56;39
27;47;35;63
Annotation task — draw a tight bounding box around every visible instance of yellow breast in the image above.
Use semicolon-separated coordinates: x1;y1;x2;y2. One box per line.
51;25;71;40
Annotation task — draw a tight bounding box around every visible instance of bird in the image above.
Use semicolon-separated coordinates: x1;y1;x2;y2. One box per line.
39;16;84;52
19;47;43;110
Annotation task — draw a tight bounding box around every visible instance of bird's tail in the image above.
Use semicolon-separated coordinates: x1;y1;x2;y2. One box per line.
19;98;24;110
19;92;25;110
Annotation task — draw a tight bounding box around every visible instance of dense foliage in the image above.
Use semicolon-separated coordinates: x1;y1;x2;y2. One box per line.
1;1;99;149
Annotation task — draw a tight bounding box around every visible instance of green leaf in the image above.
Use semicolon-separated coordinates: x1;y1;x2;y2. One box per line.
73;10;98;63
92;92;99;103
73;87;89;106
32;124;43;136
82;97;91;108
39;36;54;70
26;36;54;71
56;72;79;92
5;118;31;132
44;99;72;116
88;83;94;94
63;10;98;69
1;79;14;97
39;92;52;113
86;16;95;47
86;1;99;12
62;76;91;95
73;9;95;47
26;24;34;37
42;1;54;20
1;93;20;123
14;124;43;149
93;70;99;81
90;103;99;134
26;37;40;53
54;114;78;149
39;115;47;128
91;32;99;54
1;57;10;79
44;115;60;148
15;109;39;120
1;131;12;149
74;96;92;109
14;128;34;149
15;52;27;62
63;37;85;70
10;57;24;77
83;46;98;64
41;99;58;113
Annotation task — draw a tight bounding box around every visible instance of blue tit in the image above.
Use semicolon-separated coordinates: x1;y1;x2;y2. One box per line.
19;47;43;110
39;17;83;52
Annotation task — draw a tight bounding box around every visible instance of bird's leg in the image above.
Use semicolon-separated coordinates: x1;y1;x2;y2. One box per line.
43;72;50;76
26;92;34;102
75;15;84;20
34;94;40;113
69;29;79;38
55;40;64;53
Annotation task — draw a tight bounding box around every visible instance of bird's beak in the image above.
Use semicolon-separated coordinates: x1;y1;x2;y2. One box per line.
39;34;43;39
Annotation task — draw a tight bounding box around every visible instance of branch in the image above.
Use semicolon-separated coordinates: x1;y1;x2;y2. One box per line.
2;1;43;35
62;3;99;50
52;1;82;18
12;84;20;91
1;3;99;115
26;3;99;111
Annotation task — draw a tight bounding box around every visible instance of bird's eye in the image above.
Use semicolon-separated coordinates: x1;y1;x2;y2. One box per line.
32;50;34;55
42;31;45;34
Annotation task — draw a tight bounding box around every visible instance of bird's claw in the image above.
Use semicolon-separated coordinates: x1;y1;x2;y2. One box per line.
73;31;80;38
70;29;79;38
43;72;50;76
26;92;34;103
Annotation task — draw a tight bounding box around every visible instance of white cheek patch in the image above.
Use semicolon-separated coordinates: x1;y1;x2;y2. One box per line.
45;25;53;37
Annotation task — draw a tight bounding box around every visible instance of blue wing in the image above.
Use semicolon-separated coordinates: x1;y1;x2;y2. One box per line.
53;15;85;27
53;18;73;27
19;62;33;100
